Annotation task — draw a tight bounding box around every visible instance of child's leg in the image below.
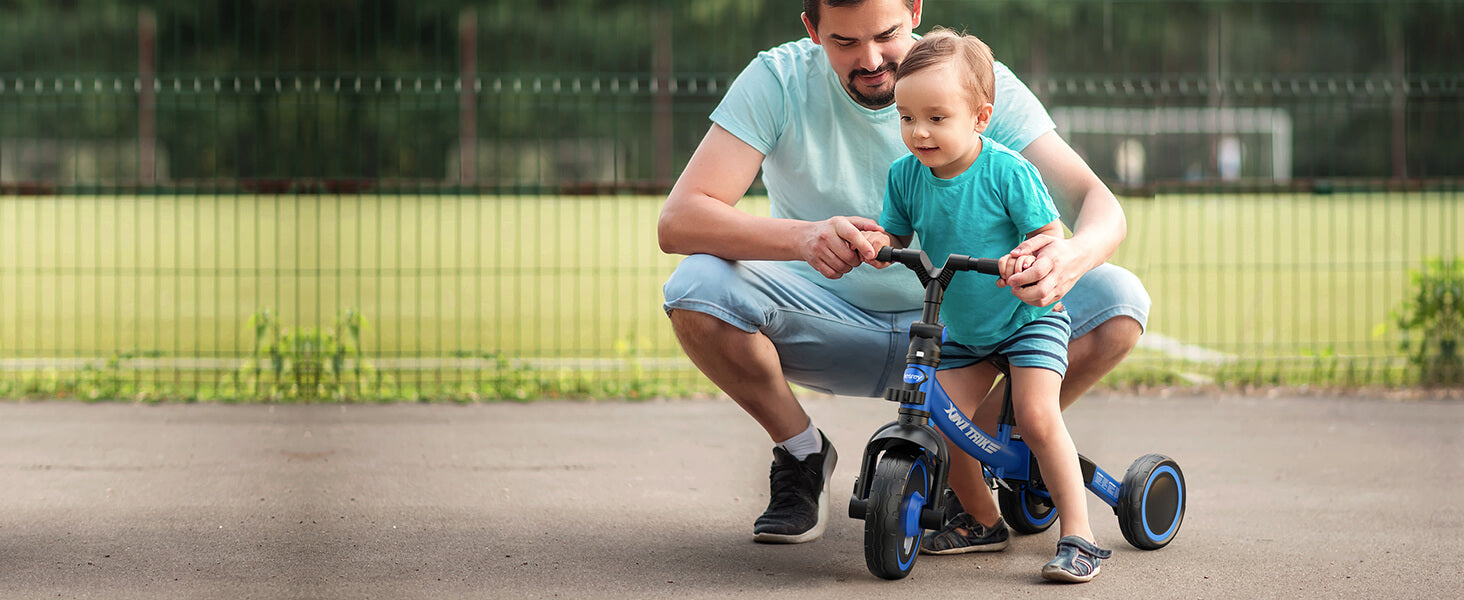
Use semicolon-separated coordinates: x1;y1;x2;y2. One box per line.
932;364;1002;527
1007;365;1095;544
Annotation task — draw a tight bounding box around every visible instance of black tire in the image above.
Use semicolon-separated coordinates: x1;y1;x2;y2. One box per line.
1117;454;1186;550
863;451;929;580
997;482;1058;534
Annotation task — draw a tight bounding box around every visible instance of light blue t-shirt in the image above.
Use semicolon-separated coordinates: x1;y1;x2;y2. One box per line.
709;37;1056;312
880;137;1061;347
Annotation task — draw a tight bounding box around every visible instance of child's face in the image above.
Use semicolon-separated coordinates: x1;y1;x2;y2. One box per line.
894;63;993;179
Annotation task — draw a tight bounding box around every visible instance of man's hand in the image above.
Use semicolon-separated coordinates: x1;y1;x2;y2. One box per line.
998;233;1088;307
997;252;1036;284
859;231;895;268
802;216;884;279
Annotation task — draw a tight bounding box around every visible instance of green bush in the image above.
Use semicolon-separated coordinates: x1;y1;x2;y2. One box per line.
1395;258;1463;386
243;308;374;400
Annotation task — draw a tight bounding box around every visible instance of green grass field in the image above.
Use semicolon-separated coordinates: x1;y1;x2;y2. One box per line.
1;194;681;360
1120;191;1459;353
1115;190;1460;384
2;191;1460;394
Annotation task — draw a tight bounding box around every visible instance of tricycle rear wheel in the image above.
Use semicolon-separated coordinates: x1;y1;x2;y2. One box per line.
998;482;1057;534
1117;454;1186;550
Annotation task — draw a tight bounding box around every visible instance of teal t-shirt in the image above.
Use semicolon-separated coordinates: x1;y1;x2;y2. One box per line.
879;137;1061;346
709;38;1056;312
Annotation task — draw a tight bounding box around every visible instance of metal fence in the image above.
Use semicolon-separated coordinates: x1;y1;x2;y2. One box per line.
1;0;1461;398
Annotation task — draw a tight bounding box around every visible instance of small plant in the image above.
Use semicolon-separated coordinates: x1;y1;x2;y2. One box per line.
1394;258;1463;386
244;308;374;400
613;331;654;383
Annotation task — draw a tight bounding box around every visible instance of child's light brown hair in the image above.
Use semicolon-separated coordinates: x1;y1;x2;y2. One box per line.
894;27;996;111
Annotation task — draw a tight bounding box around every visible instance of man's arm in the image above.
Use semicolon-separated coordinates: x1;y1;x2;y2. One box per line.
1002;130;1128;306
657;124;883;279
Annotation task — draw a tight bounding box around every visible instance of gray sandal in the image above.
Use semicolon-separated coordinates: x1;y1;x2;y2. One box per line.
919;513;1010;554
1041;535;1112;582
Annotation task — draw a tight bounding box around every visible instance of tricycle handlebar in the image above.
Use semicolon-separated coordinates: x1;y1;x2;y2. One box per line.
877;247;1000;277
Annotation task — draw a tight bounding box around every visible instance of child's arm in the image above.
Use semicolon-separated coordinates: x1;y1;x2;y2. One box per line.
861;231;911;268
1000;220;1063;285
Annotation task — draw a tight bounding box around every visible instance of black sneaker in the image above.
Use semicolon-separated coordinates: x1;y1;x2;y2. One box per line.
751;431;837;544
1041;535;1112;583
919;512;1010;554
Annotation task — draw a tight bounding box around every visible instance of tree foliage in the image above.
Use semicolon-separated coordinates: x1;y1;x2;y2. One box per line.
1;0;1459;182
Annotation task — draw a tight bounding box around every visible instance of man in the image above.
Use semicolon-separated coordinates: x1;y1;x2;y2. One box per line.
657;0;1149;547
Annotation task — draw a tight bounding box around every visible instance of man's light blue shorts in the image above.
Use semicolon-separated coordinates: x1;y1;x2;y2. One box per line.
662;255;1149;397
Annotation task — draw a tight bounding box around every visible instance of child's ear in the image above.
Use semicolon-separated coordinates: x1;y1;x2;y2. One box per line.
973;102;994;132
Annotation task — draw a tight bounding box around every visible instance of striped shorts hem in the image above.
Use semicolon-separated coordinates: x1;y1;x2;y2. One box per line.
937;311;1073;377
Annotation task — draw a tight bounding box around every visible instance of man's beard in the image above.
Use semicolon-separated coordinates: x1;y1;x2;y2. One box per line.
845;65;897;109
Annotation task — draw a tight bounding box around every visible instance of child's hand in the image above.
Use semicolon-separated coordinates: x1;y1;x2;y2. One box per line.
860;231;894;268
997;252;1036;286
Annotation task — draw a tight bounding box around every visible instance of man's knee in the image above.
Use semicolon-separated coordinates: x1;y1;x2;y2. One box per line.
668;306;737;340
663;254;735;309
1070;315;1142;367
662;254;765;334
1065;263;1150;340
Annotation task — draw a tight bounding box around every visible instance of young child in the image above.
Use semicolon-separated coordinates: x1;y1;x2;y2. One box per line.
861;28;1112;583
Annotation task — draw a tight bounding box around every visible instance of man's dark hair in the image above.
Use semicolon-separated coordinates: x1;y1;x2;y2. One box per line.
803;0;918;32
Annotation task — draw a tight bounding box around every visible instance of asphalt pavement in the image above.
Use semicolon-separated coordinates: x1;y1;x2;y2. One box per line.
1;392;1460;599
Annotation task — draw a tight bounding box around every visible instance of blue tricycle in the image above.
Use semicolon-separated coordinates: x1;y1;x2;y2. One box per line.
847;247;1186;580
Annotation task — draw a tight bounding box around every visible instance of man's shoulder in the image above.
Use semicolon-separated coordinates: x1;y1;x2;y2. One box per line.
991;61;1027;95
986;61;1055;152
752;38;825;78
982;136;1034;168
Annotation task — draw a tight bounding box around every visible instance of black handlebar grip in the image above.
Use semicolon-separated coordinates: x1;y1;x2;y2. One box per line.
971;257;1000;275
877;246;894;263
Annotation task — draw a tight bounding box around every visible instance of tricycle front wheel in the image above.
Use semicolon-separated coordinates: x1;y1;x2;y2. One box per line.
863;451;929;580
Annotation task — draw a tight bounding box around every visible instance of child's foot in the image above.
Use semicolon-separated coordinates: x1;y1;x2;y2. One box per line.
919;513;1009;554
1041;535;1112;583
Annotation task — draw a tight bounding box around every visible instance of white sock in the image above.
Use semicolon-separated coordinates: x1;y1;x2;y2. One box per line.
776;421;822;461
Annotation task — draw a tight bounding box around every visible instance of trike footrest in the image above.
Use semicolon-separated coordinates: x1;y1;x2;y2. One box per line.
884;388;925;404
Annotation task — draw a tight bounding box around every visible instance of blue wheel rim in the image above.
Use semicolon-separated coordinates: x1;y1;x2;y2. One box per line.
902;491;926;538
897;458;929;571
1022;488;1058;527
1141;465;1183;542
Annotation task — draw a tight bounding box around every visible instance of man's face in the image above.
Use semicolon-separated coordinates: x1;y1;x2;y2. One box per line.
803;0;922;110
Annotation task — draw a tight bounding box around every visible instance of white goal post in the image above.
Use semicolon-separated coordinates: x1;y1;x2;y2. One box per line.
1050;107;1293;184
